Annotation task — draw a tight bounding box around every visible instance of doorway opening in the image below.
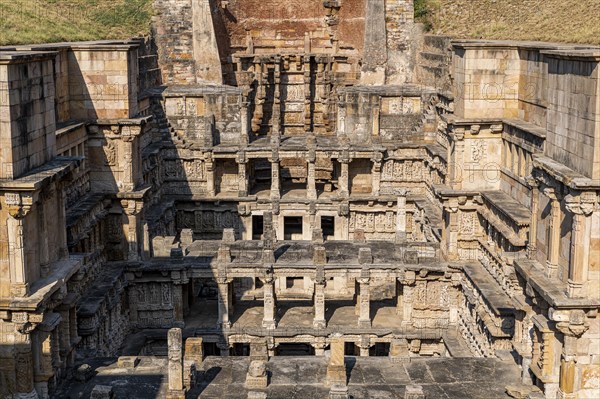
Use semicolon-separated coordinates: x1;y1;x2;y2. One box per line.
252;215;264;240
321;216;335;240
283;216;303;240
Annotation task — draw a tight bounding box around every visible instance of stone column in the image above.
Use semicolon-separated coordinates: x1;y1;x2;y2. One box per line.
526;177;540;258
7;199;32;297
217;340;230;357
371;154;382;195
396;189;408;241
38;192;50;278
312;337;327;356
173;284;184;326
12;329;37;399
544;188;561;278
359;335;370;357
56;183;69;259
262;277;276;329
565;194;594;298
57;308;72;365
121;199;143;261
120;136;136;192
326;336;346;386
307;159;317;200
167;328;185;399
556;320;588;399
449;129;465;190
443;200;459;260
357;278;371;328
251;59;264;134
314;281;326;329
217;280;231;328
396;279;403;315
338;154;350;197
237;152;248;197
270;153;280;200
272;57;282;137
401;273;415;326
205;154;216;197
240;96;250;144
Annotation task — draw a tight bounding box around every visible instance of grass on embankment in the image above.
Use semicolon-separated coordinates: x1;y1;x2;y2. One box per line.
0;0;153;46
1;0;598;46
415;0;600;45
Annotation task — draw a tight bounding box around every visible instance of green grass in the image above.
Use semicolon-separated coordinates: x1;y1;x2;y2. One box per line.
0;0;153;45
1;0;598;46
415;0;600;45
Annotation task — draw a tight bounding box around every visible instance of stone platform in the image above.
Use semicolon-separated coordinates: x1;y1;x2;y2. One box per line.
58;356;521;399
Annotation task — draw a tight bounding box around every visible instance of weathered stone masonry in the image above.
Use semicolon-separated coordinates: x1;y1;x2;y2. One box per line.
0;2;599;398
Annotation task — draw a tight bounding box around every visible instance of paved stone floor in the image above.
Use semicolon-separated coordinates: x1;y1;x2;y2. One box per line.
58;356;521;399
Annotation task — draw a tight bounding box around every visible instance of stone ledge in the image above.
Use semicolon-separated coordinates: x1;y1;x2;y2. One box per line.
513;258;600;309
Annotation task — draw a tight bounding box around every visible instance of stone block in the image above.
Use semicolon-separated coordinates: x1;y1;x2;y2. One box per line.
405;385;425;399
90;385;114;399
74;364;93;382
245;360;268;389
329;384;349;399
506;384;541;399
353;229;366;242
117;356;139;369
185;337;204;363
314;246;327;265
248;392;267;399
222;228;236;243
358;247;372;264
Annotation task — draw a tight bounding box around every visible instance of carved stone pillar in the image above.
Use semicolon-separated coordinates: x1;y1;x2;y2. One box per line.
173;284;184;326
396;189;408;241
121;136;136;192
272;57;282;137
7;214;28;296
37;191;50;278
121;199;143;261
6;195;33;297
270;154;280;200
326;336;346;386
371;157;382;196
13;329;37;399
240;96;250;144
312;338;327;356
217;340;230;357
544;188;561;279
449;128;465;190
339;154;350;197
217;281;232;329
401;273;415;326
313;282;326;329
357;278;371;328
359;335;370;357
565;194;595;298
205;154;216;197
57;309;71;362
262;277;276;329
526;177;540;258
167;328;185;399
443;200;459;260
307;159;317;200
237;152;248;197
396;279;403;315
556;319;588;399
